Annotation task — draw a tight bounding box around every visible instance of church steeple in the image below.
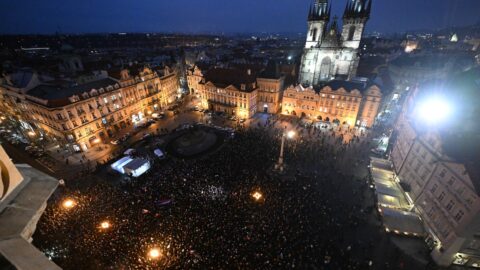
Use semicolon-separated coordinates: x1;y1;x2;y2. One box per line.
308;0;330;21
343;0;372;19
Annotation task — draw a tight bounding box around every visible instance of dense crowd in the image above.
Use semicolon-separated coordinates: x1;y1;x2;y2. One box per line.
33;122;426;269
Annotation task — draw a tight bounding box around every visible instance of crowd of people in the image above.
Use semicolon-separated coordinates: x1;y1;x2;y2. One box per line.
33;120;428;269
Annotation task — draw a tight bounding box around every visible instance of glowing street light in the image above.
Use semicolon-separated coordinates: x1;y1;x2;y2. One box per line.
275;130;296;172
27;131;36;137
99;221;111;230
148;248;162;260
252;191;263;201
62;199;76;209
417;97;452;125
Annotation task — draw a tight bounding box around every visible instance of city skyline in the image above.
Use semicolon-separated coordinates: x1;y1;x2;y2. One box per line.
1;0;480;35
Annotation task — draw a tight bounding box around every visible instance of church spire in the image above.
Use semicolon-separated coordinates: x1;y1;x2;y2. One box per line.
344;0;370;19
308;0;330;21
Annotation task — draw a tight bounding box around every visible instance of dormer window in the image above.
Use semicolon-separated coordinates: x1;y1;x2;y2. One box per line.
241;84;246;90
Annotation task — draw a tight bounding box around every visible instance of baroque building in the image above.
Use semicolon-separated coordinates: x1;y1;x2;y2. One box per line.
190;64;285;118
281;80;381;127
299;0;372;86
0;66;179;152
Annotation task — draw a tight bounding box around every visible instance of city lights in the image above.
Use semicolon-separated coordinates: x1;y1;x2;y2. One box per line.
287;130;296;139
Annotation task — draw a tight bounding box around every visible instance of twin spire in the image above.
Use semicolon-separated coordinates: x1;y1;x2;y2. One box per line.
308;0;372;21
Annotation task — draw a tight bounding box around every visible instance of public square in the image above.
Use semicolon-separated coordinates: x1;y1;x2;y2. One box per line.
32;120;430;269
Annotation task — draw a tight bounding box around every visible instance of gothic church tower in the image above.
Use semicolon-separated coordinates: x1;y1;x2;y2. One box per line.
299;0;372;86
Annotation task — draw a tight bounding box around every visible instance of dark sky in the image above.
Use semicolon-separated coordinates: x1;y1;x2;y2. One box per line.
1;0;479;35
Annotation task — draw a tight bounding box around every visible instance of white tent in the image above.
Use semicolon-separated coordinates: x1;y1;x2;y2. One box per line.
123;158;151;177
111;156;133;174
382;207;426;237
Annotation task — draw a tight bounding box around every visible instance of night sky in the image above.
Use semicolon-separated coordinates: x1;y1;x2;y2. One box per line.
1;0;479;35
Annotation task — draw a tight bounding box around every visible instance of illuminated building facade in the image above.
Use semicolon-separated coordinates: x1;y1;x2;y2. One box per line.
390;68;480;267
195;67;284;118
299;0;371;85
281;81;381;127
0;66;179;152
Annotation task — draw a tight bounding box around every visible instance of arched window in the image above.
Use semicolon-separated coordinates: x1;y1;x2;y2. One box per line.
347;26;355;41
311;28;318;41
320;57;332;79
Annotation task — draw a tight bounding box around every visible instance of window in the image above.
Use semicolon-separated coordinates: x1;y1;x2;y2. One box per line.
446;200;455;211
454;210;464;222
347;25;355;41
414;162;422;172
103;97;108;104
439;169;446;178
438;192;445;202
448;177;456;186
311;28;318;41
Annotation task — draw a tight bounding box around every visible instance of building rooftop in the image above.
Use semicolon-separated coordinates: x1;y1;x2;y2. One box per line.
26;78;118;107
202;68;257;92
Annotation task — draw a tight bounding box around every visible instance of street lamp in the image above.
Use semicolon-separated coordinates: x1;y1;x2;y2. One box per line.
251;191;263;201
62;199;76;209
99;221;111;230
148;248;162;260
274;130;296;172
417;97;452;125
